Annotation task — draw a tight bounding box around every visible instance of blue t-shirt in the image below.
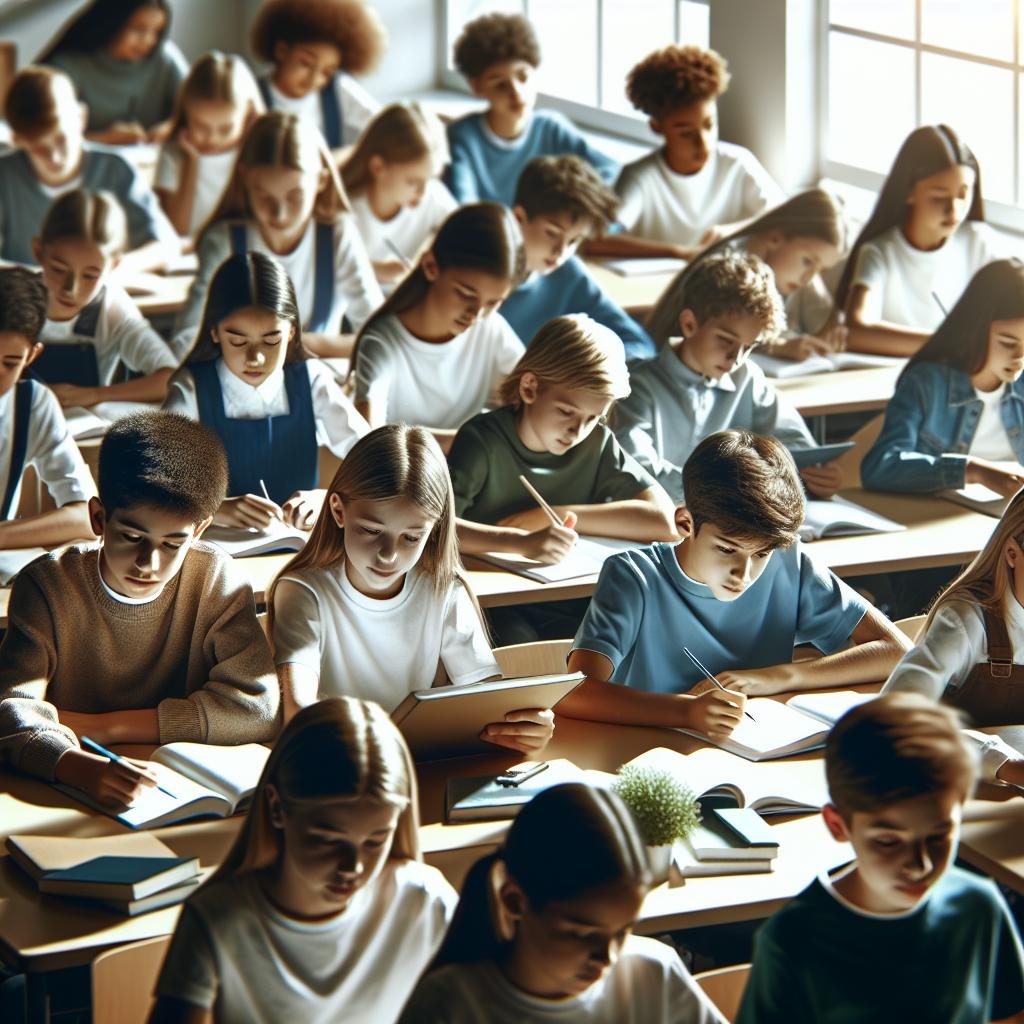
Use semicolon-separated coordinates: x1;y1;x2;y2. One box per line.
445;109;618;206
500;256;656;361
572;541;868;692
738;865;1024;1024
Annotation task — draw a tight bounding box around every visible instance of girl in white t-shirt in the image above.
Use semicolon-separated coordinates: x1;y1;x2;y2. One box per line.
838;124;1002;357
399;783;726;1024
270;422;555;754
350;202;524;444
341;102;457;292
150;697;458;1024
155;51;263;239
176;111;383;354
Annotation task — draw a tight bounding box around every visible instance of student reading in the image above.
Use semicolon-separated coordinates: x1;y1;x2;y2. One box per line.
561;430;907;738
0;412;278;807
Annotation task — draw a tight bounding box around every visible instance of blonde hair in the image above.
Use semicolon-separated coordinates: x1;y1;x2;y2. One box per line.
198;110;348;243
341;101;448;198
498;314;631;409
38;188;127;258
213;697;420;881
166;50;263;142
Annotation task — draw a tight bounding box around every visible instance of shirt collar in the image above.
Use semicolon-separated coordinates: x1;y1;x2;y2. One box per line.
216;356;286;404
658;339;737;392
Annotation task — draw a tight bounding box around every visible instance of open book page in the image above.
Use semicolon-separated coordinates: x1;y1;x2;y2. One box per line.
787;690;877;726
676;699;830;761
64;401;158;441
941;463;1020;518
600;257;686;277
0;547;47;586
800;495;905;542
151;742;271;811
753;351;902;379
203;520;308;557
474;536;637;583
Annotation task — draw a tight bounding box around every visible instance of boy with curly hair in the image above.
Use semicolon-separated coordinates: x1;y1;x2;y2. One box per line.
591;45;781;262
502;155;656;360
613;251;834;502
445;12;617;205
251;0;386;151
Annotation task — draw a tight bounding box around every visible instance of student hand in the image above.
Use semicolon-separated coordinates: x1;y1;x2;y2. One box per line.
177;128;203;160
98;121;148;145
719;665;796;697
281;490;325;531
965;459;1024;499
59;709;106;741
820;323;848;353
684;688;747;738
517;511;578;564
800;462;842;499
215;494;284;529
54;748;158;809
769;335;832;361
148;121;173;145
996;758;1024;788
50;383;100;408
697;227;723;251
372;259;409;284
480;708;555;754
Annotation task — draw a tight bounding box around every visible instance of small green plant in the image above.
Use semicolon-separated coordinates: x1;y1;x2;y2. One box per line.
612;764;701;847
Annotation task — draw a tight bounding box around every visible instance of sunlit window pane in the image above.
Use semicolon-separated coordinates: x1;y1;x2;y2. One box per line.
828;32;915;173
601;0;675;115
922;54;1015;203
830;0;915;40
533;0;598;105
677;1;710;49
446;0;525;69
921;0;1014;63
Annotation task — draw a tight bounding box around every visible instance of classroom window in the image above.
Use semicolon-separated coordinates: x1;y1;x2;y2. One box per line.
443;0;711;116
826;0;1023;211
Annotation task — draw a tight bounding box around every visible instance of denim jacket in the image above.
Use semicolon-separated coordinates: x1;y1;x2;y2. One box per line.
861;361;1024;492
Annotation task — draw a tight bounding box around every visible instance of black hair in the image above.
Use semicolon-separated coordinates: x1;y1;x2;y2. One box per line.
38;0;171;60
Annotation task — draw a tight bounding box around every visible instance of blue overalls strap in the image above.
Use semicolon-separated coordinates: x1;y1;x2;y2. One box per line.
228;222;248;255
31;290;103;387
319;77;343;149
257;76;273;109
1;379;34;520
309;221;335;334
191;359;318;505
72;288;105;338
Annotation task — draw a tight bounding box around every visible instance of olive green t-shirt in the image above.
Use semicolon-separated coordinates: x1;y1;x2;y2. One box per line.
448;405;655;523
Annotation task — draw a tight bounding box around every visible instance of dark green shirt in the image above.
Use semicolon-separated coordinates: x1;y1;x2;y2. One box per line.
448;405;655;523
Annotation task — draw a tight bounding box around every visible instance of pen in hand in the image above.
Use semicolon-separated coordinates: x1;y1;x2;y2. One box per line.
681;647;756;722
81;735;176;798
258;479;284;523
518;474;563;528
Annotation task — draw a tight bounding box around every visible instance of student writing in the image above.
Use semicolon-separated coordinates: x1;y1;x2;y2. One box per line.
0;412;278;806
155;51;264;238
150;697;457;1024
270;424;555;751
400;783;726;1023
164;252;368;530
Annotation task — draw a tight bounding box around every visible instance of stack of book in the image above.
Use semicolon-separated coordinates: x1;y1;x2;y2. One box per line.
7;832;205;916
670;806;780;884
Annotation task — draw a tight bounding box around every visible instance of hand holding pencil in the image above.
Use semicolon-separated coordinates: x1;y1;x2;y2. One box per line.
515;475;579;564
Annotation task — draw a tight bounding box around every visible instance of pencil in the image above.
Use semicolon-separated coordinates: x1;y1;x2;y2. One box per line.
385;239;412;269
258;479;284;523
81;736;176;798
681;647;756;722
932;291;948;318
518;474;562;527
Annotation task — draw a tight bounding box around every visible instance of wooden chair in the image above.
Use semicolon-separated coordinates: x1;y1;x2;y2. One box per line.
493;639;573;678
694;963;751;1023
894;614;926;643
834;412;884;489
92;934;171;1024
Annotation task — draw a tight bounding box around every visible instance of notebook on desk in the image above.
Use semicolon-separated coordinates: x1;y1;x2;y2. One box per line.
752;351;903;378
474;536;636;583
941;465;1020;518
203;521;309;557
0;547;46;585
599;257;686;277
800;496;905;542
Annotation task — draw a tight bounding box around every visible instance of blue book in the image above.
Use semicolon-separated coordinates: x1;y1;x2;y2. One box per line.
39;855;200;901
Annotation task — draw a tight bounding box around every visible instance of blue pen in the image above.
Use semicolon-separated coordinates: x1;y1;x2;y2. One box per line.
81;736;176;798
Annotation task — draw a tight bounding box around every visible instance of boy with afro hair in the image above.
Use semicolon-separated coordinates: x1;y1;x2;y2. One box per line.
589;45;782;262
251;0;386;151
445;12;618;206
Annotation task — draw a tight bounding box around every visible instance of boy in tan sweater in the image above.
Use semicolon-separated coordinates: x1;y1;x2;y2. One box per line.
0;411;279;808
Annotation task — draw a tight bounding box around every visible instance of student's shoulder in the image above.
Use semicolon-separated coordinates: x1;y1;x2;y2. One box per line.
934;864;1011;919
388;857;458;908
531;107;582;138
455;405;512;444
896;358;956;392
81;143;139;182
179;540;248;597
618;148;662;183
618;933;685;973
597;542;674;590
758;875;835;946
12;543;97;595
447;111;486;143
715;139;769;171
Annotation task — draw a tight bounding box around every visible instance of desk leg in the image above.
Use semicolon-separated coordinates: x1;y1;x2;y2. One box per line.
24;973;48;1024
809;414;827;444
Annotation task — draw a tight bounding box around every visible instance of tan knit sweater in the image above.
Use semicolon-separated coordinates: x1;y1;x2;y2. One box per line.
0;543;280;780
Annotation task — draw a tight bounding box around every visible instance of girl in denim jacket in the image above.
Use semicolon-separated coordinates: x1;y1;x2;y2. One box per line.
862;259;1024;496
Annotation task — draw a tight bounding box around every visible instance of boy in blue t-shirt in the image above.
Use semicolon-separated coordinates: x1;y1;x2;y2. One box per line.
739;693;1024;1023
503;155;656;361
563;429;908;737
444;13;617;206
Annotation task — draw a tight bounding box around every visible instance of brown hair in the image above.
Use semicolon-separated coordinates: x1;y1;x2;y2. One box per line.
453;12;540;79
38;188;127;258
514;155;619;236
826;693;977;817
4;66;77;140
0;266;48;343
251;0;386;76
166;50;263;143
683;429;805;548
626;44;729;121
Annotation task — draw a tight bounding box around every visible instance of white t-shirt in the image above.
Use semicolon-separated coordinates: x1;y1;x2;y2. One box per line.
398;934;726;1024
272;559;499;711
41;281;176;387
180;216;383;337
0;382;96;514
615;143;782;248
154;141;238;237
155;859;457;1024
851;222;1002;329
162;357;368;458
970;383;1013;461
263;73;379;148
352;311;524;430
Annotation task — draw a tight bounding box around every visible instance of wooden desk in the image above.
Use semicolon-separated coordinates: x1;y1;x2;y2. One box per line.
775;364;901;417
584;260;678;317
125;273;192;319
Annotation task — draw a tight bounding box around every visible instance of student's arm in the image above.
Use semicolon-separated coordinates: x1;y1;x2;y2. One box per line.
301;332;356;359
335;218;385;334
573;261;657;361
844;283;931;357
0;501;93;549
277;662;320;727
149;903;218;1024
272;579;324;725
455;515;579;563
154;141;199;238
443;123;482;204
611;387;685;501
51;368;174;409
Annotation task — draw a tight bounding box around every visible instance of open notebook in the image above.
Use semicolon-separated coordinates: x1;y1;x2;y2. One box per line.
0;547;47;586
56;741;271;829
63;401;158;441
203;521;309;557
474;536;636;584
800;496;905;542
941;463;1021;518
599;256;686;277
752;351;903;379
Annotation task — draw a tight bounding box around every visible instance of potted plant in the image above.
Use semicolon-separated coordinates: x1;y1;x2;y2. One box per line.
612;763;701;883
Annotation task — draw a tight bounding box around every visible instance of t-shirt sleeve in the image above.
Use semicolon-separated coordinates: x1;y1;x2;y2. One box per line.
154;141;183;191
614;162;644;232
738;150;784;219
849;240;887;320
337;73;380;146
793;548;869;654
441;582;501;686
153;902;219;1010
446;420;491;518
308;359;369;457
27;385;96;507
592;429;657;502
104;291;177;374
990;888;1024;1020
551;112;619;185
571;554;645;675
612;376;684;500
270;578;325;673
352;326;395;409
334;218;384;333
492;313;525;380
748;368;815;450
